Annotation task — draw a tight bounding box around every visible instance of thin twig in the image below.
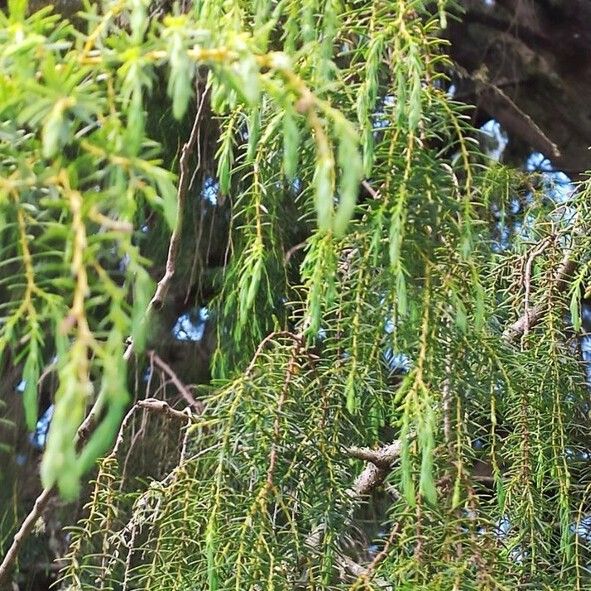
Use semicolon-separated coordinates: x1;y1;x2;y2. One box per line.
503;251;577;343
0;399;193;585
361;179;381;200
149;351;204;413
346;522;400;590
112;398;192;457
284;241;307;265
150;105;203;310
137;396;195;421
266;341;301;487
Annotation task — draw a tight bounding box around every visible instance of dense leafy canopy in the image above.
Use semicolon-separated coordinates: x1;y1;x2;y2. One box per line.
1;0;591;589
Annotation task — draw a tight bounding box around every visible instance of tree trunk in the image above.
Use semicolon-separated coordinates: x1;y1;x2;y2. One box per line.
449;0;591;176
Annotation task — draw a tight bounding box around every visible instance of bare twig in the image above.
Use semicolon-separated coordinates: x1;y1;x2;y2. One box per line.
463;63;561;160
112;398;192;457
137;397;194;421
503;251;577;343
340;555;393;589
284;241;307;265
361;179;381;200
344;522;400;590
266;342;301;487
0;398;195;586
0;488;54;585
149;351;204;413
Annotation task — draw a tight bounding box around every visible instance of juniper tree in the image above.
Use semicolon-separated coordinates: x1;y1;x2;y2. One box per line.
1;1;591;590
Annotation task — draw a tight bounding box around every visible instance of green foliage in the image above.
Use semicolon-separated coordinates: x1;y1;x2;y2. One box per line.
2;0;591;590
0;0;362;498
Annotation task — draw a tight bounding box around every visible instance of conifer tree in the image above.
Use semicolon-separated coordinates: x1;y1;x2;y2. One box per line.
1;1;590;589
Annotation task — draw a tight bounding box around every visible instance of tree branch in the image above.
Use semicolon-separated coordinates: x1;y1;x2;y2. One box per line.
304;441;402;551
300;442;401;589
347;441;402;472
149;351;204;413
0;400;100;585
503;251;577;343
150;96;204;310
123;89;207;360
112;398;193;457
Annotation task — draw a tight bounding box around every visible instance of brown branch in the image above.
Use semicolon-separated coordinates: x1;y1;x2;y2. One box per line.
348;442;402;499
304;441;402;552
149;351;204;413
521;236;553;341
0;399;101;585
353;522;400;586
339;555;393;590
266;342;301;487
137;397;194;421
476;82;561;159
503;251;577;343
0;487;53;585
341;522;400;591
460;7;548;47
0;398;196;586
347;441;402;473
284;241;307;265
123;92;206;361
150;93;206;311
112;398;192;457
361;179;381;200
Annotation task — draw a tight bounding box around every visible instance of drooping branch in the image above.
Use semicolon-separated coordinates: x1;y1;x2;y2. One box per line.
0;100;206;586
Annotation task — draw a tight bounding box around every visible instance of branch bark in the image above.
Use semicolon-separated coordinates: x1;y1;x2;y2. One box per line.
149;92;206;311
347;442;402;473
304;441;402;562
0;401;101;585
